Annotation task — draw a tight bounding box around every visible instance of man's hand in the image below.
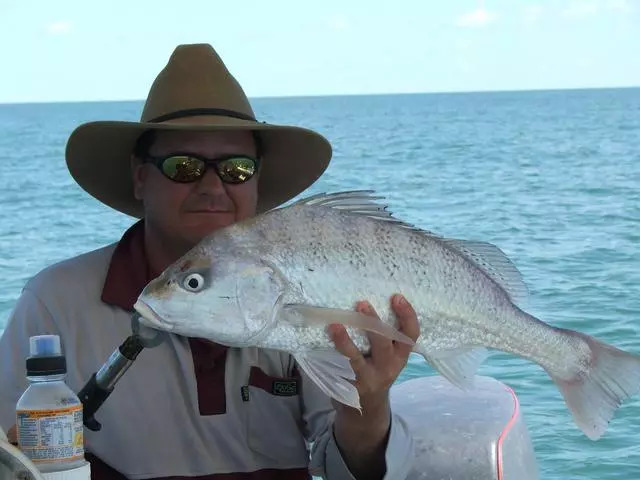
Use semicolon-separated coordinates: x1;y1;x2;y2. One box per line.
7;425;17;445
328;294;420;480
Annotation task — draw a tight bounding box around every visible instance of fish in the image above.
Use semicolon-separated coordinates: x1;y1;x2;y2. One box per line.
133;190;640;441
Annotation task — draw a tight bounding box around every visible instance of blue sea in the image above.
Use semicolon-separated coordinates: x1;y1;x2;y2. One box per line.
1;88;639;478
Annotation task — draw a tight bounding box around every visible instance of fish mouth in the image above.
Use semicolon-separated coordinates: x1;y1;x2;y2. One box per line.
133;300;175;332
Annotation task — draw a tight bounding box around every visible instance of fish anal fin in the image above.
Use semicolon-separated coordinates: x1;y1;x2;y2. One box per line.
421;346;489;389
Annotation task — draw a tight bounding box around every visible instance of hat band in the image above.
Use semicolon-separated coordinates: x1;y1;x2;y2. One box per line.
148;108;257;123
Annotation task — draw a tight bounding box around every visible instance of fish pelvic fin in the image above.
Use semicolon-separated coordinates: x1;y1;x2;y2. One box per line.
293;350;361;411
418;345;489;389
549;329;640;441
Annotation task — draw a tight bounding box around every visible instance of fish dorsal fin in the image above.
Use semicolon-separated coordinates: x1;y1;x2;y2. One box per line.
291;191;528;304
290;190;419;226
442;239;529;305
292;190;383;207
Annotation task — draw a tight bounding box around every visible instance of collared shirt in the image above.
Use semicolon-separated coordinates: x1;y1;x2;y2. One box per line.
101;221;231;419
0;221;414;479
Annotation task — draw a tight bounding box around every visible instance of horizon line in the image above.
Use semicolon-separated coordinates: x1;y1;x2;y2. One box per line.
1;84;639;107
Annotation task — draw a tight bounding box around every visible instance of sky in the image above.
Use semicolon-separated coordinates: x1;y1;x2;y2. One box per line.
1;0;639;103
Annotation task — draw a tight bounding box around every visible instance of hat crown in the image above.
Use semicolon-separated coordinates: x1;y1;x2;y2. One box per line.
140;44;256;123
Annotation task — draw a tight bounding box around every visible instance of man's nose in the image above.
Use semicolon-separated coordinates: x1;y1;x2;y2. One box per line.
194;166;225;194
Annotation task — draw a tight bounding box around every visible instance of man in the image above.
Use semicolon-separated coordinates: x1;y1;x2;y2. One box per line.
0;43;418;479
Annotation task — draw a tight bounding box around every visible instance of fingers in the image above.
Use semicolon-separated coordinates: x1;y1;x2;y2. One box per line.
328;323;368;372
7;425;17;445
391;294;420;357
356;301;394;360
329;294;420;388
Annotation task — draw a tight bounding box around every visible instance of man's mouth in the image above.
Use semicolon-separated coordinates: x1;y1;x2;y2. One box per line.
187;207;233;214
133;300;175;331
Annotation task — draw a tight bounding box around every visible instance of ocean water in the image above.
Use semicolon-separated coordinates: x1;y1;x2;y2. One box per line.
1;88;639;478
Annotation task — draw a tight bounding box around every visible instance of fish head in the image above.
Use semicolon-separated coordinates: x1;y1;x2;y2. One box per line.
133;245;287;347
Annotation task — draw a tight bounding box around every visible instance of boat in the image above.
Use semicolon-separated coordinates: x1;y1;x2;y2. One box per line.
1;374;539;479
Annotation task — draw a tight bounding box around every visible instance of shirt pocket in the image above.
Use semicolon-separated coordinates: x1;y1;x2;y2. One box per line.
246;366;309;465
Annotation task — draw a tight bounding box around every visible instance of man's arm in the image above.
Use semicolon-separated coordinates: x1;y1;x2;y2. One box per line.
331;394;391;478
304;294;419;480
329;295;419;480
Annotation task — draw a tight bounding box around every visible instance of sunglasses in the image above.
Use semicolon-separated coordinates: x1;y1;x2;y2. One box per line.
145;153;260;184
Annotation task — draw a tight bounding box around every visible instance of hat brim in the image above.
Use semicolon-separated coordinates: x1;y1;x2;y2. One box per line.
65;116;332;218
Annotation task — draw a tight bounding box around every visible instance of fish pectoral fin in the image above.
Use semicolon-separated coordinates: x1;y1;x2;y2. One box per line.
293;350;361;410
281;304;415;346
423;347;489;389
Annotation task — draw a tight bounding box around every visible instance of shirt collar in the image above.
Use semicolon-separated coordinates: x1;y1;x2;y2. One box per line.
101;219;155;311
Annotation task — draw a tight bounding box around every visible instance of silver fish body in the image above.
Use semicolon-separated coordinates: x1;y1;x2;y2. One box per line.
134;191;640;441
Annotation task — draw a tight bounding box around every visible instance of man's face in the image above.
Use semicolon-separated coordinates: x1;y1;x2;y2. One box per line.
132;129;259;250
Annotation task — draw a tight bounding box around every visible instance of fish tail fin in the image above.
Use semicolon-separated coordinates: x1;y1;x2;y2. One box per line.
549;329;640;440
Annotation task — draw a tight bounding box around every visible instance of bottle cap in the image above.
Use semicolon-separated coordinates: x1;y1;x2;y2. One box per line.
30;335;62;357
26;335;66;376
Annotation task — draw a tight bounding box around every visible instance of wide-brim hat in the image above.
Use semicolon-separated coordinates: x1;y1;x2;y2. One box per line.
65;43;332;218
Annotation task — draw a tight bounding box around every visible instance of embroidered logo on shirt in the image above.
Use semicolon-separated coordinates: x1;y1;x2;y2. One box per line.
272;380;298;396
241;385;250;402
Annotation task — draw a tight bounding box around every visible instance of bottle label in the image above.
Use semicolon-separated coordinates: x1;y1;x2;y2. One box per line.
16;405;84;463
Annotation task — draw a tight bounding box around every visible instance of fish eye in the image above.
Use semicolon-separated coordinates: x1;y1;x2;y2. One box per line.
182;273;205;292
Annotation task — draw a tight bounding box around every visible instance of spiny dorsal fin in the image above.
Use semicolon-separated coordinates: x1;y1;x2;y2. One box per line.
290;190;419;226
291;190;382;206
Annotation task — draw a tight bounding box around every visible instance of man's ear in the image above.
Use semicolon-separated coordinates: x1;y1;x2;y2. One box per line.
131;155;146;200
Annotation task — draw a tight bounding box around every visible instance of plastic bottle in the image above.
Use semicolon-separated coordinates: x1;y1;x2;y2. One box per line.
16;335;90;479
